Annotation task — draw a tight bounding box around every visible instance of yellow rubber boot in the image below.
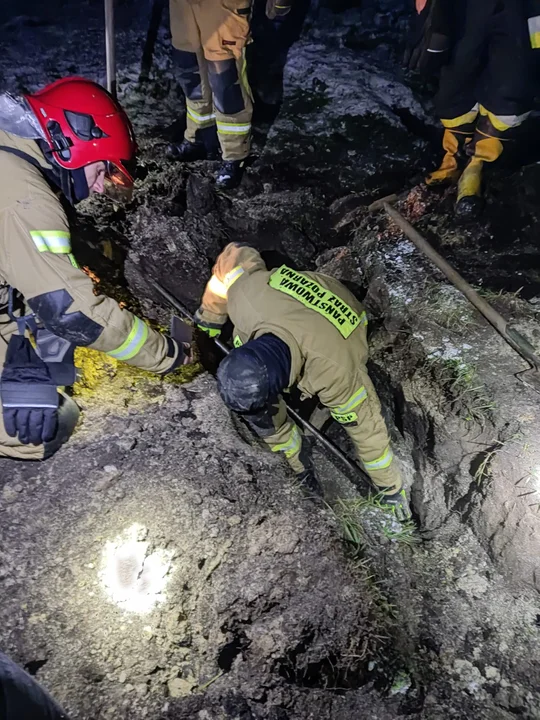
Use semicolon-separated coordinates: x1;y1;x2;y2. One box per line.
426;109;479;187
455;135;504;219
426;128;473;186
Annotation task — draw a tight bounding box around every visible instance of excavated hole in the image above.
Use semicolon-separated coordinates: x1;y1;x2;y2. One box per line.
217;630;251;673
276;639;368;692
24;658;48;676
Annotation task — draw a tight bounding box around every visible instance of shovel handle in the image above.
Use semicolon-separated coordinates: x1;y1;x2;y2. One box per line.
383;203;540;370
506;326;540;368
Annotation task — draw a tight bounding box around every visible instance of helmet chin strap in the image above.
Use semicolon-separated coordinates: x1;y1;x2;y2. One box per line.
71;167;90;202
36;140;89;205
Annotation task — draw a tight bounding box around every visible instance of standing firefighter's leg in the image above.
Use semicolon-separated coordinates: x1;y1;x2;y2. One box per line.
455;108;524;219
455;0;533;219
197;0;253;187
208;52;252;162
168;0;217;160
175;49;216;149
426;108;478;186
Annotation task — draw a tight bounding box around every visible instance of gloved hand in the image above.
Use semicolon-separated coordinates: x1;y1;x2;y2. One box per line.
404;0;451;76
193;308;224;338
266;0;292;20
379;489;412;522
0;335;58;445
160;316;194;374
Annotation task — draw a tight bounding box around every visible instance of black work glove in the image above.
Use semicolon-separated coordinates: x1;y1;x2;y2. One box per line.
0;335;58;445
404;0;451;76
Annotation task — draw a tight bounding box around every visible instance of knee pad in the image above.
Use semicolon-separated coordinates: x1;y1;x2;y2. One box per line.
27;289;103;346
172;48;204;100
207;59;245;115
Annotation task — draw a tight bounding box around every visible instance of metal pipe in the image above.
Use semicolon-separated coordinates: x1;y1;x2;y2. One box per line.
104;0;117;97
149;279;373;488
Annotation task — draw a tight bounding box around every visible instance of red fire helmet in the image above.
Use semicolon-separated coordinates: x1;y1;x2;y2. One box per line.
25;77;136;186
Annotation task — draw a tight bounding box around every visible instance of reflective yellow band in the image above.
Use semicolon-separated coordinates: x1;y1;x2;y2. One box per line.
441;106;479;128
364;446;394;471
107;316;149;361
68;253;79;268
187;107;216;125
272;425;301;459
208;274;227;299
216;121;251;135
209;265;245;300
30;230;71;254
268;265;362;339
198;324;221;338
233;335;243;348
239;48;253;101
529;16;540;48
331;386;367;424
224;265;245;289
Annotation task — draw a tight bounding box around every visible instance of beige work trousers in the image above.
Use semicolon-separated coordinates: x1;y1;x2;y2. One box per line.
263;368;402;494
170;0;253;161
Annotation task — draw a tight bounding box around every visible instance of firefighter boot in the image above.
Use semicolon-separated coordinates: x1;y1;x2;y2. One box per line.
215;159;246;190
426;124;475;186
455;117;505;220
167;126;219;162
166;138;208;162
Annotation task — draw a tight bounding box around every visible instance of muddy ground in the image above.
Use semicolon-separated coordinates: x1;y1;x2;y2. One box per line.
1;1;540;718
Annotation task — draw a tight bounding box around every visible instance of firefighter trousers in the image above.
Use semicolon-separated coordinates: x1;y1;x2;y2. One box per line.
246;367;402;494
436;0;534;127
169;0;253;161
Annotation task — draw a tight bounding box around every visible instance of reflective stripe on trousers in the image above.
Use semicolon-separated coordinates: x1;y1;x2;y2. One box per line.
272;425;301;459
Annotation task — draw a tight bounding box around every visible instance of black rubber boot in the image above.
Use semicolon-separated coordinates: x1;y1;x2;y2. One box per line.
215;159;246;190
454;194;485;221
166;139;208;162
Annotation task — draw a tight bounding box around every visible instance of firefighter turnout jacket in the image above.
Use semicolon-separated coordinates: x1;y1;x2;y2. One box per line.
196;243;402;494
0;131;180;459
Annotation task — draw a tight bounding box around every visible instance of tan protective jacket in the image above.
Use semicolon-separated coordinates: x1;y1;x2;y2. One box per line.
0;131;178;377
197;243;402;492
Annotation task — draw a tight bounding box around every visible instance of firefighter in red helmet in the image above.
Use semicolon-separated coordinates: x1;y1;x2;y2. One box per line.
0;77;190;460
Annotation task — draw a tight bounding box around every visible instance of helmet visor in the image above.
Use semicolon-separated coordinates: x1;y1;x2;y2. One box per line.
103;159;136;203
